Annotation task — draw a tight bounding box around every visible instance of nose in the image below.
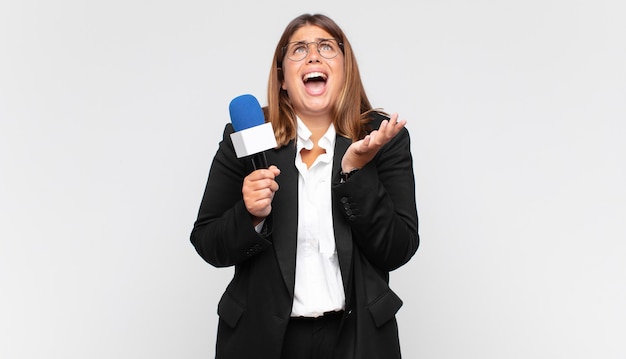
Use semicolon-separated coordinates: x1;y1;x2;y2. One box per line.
306;43;321;63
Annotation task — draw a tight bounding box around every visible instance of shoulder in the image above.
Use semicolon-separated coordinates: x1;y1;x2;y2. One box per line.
365;111;389;130
222;122;235;136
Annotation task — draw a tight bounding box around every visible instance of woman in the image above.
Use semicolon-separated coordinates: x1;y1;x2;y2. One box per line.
191;13;419;359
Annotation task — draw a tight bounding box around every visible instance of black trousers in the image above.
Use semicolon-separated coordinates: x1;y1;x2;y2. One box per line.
280;311;344;359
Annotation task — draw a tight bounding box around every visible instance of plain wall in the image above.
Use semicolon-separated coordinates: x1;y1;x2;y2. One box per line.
1;0;624;358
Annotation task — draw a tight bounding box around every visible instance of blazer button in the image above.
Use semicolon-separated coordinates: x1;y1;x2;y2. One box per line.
340;197;348;204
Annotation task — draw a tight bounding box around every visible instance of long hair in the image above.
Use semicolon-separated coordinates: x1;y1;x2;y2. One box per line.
265;13;384;147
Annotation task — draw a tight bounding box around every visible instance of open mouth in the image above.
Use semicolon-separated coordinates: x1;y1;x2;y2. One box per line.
303;72;327;94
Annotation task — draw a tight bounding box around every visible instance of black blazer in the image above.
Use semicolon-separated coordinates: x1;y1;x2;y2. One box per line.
191;113;419;359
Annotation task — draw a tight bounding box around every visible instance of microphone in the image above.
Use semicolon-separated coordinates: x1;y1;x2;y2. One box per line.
228;94;277;170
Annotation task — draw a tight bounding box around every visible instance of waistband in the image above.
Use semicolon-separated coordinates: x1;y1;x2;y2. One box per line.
291;310;345;321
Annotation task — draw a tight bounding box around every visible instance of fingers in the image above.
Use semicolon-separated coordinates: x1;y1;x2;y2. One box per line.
247;165;280;180
372;113;406;146
340;113;408;171
245;168;280;194
242;166;280;218
389;113;407;134
268;165;281;177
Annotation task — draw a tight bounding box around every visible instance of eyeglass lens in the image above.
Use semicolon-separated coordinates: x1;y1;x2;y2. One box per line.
285;40;341;61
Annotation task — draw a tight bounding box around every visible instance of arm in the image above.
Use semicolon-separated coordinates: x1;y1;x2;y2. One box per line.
333;115;419;271
190;124;275;267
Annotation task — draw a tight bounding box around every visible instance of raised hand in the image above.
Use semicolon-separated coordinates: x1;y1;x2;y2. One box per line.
341;113;407;172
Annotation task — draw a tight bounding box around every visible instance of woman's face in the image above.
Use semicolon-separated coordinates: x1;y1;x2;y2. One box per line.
281;25;345;122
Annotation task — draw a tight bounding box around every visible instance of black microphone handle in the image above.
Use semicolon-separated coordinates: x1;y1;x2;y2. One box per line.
251;152;268;170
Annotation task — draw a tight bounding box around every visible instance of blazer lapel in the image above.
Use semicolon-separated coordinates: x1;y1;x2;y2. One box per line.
333;135;354;295
267;143;299;298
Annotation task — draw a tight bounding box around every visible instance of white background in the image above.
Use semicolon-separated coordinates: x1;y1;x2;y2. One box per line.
1;0;625;358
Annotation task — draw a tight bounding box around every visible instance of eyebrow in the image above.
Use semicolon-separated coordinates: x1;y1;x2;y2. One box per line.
288;37;334;44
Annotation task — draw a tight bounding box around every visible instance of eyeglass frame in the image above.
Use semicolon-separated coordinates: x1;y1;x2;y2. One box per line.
282;38;344;62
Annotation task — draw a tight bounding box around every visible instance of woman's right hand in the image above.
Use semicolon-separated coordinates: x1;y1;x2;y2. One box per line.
242;165;281;225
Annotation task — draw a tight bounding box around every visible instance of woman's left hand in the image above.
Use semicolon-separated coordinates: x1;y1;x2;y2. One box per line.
341;113;407;172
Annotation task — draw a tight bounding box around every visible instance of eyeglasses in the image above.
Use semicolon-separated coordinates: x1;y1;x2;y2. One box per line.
283;38;343;62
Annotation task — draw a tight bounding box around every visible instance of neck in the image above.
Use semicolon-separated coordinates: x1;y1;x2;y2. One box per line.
299;116;332;143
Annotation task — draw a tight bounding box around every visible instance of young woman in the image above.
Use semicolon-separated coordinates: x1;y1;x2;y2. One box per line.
191;13;419;359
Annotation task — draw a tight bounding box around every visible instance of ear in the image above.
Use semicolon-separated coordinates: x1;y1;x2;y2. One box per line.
277;68;287;90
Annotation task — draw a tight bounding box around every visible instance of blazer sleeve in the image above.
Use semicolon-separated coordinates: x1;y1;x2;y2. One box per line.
332;120;419;271
190;123;273;267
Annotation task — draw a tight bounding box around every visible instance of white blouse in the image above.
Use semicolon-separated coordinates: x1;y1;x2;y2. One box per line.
290;117;345;317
